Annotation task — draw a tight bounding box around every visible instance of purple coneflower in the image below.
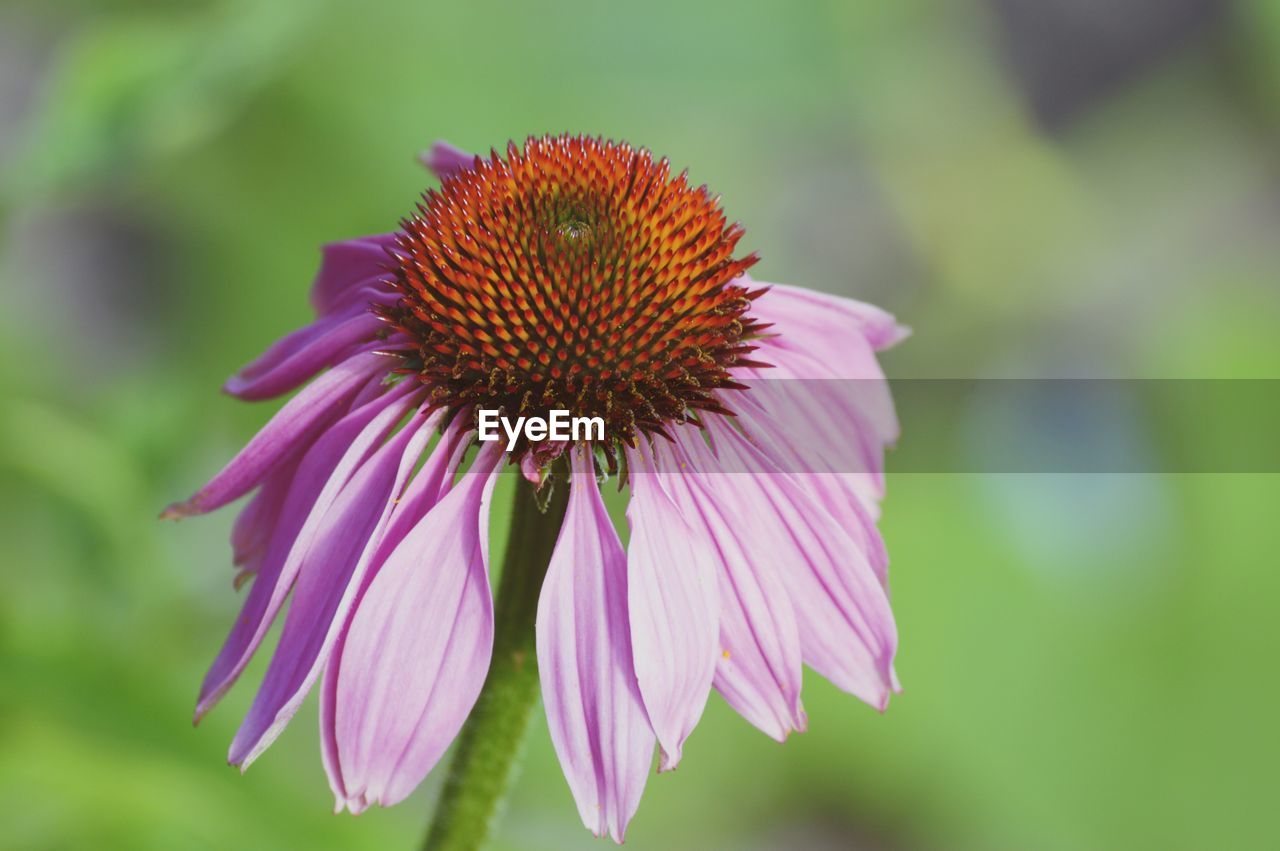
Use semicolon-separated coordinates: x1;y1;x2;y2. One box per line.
167;135;906;843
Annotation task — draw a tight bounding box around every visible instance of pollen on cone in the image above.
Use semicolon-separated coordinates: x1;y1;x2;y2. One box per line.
380;134;767;463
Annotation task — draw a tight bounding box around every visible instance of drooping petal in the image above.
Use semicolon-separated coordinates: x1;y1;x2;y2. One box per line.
418;140;477;181
319;420;471;802
195;381;414;719
227;410;438;768
328;443;502;812
753;281;909;352
310;234;399;317
625;445;718;771
224;310;384;401
696;418;899;710
227;452;303;593
743;280;905;505
751;339;896;476
223;286;396;399
538;448;654;842
712;562;809;741
654;436;807;742
750;285;900;450
728;280;903;568
731;351;889;518
163;352;387;519
229;455;292;571
730;396;889;583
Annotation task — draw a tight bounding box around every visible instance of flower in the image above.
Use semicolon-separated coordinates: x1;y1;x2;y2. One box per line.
167;134;907;841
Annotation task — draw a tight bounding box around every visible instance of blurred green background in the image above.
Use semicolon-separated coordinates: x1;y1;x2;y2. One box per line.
2;1;1279;848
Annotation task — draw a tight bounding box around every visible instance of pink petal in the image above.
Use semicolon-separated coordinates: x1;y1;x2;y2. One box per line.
224;310;385;401
755;337;897;458
229;457;292;571
226;229;399;399
743;280;904;504
698;418;898;710
653;437;807;742
163;352;387;519
538;449;655;842
227;410;438;768
227;453;302;591
418;140;478;181
195;382;414;720
328;443;502;812
731;398;889;583
310;234;399;317
752;280;910;352
736;350;893;510
319;420;471;802
625;445;718;771
224;288;394;394
230;318;329;388
747;284;901;447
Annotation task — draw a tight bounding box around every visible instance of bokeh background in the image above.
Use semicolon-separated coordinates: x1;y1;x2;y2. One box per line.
3;1;1279;848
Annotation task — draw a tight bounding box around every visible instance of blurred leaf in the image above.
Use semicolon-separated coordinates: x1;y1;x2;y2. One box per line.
0;397;147;552
1;0;314;202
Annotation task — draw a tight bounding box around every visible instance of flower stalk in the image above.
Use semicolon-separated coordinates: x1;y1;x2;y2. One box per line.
423;474;570;851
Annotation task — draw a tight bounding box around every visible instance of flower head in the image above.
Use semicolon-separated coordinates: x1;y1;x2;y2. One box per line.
384;135;765;465
168;134;906;842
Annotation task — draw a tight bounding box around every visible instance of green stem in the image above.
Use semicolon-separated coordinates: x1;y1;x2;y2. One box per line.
423;474;569;851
